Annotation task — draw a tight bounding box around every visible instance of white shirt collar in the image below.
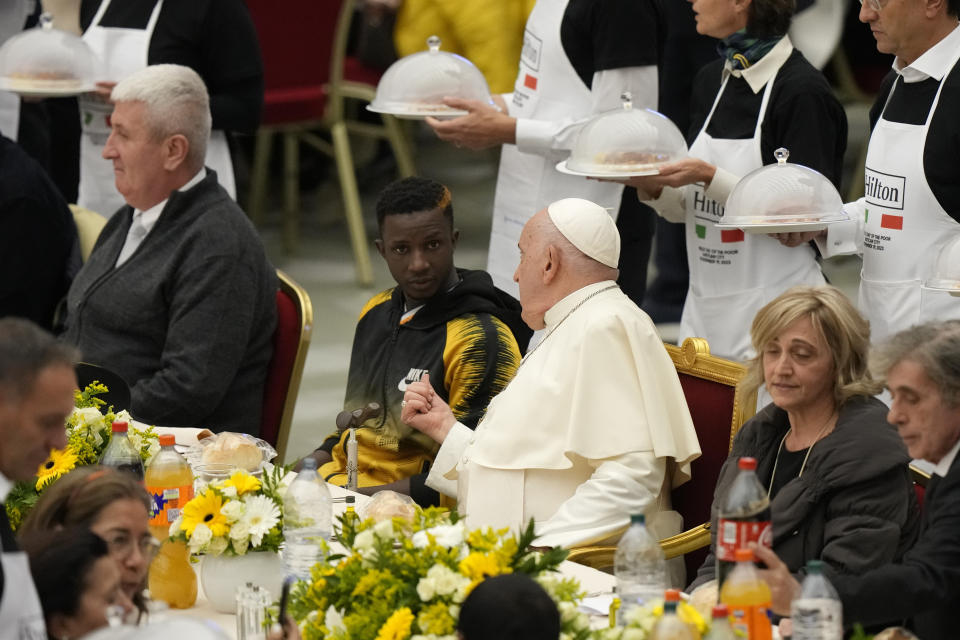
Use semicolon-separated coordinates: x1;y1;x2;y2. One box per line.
543;280;619;329
0;472;13;503
723;35;794;94
930;436;960;477
894;23;960;83
132;168;206;232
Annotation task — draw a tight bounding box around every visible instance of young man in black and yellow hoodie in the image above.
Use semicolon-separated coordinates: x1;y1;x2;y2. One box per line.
306;177;531;506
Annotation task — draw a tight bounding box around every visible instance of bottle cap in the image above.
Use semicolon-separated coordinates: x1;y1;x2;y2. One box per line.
111;421;129;433
737;457;757;471
735;548;754;562
301;457;318;471
664;588;681;602
346;495;355;504
806;559;824;573
712;604;729;618
158;434;175;446
629;513;645;525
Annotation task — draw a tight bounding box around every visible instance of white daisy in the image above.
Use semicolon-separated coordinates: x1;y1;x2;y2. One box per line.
238;494;280;547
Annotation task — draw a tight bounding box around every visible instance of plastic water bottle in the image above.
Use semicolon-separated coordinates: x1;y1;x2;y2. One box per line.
282;457;332;579
100;421;144;480
703;604;737;640
791;559;843;640
614;513;666;624
650;589;697;640
716;457;772;587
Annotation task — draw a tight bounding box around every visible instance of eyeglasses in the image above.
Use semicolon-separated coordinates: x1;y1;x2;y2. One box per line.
858;0;888;12
105;532;160;561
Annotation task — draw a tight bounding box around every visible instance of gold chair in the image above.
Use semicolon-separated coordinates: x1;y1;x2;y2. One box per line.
260;270;313;461
566;338;756;576
69;204;107;262
246;0;416;285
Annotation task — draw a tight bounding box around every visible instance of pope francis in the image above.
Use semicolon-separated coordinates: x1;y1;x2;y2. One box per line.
401;198;701;550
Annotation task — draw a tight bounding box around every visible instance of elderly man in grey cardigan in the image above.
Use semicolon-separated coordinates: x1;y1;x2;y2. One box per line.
62;64;276;435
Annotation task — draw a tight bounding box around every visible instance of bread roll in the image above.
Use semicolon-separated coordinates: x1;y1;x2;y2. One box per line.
200;433;263;471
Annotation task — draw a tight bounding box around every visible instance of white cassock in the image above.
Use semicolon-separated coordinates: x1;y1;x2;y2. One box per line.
426;281;701;551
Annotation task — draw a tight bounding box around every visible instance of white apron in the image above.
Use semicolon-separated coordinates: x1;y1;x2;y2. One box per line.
679;62;824;361
77;0;235;217
0;0;34;140
858;47;960;344
0;551;46;640
487;0;623;296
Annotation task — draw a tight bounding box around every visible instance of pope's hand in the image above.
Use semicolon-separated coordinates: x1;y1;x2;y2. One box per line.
401;373;456;443
753;544;801;616
426;97;516;150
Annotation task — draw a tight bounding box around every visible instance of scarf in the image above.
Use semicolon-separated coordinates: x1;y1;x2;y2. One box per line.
717;30;781;70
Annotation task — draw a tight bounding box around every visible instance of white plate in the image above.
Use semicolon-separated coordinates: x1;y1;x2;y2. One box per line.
0;79;96;98
366;104;468;120
714;220;839;234
555;160;661;178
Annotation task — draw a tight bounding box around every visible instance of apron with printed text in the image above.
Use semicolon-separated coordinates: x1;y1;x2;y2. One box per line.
0;550;46;640
78;0;235;217
488;0;623;296
680;59;824;361
858;46;960;344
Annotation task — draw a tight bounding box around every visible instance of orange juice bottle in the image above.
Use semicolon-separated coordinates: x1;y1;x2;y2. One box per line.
146;434;197;609
719;548;772;640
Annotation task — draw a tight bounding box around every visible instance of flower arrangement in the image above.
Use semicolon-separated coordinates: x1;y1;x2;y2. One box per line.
593;599;708;640
286;510;583;640
5;381;158;529
168;465;285;556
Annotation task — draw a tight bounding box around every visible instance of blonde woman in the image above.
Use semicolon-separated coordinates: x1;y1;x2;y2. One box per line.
690;286;918;592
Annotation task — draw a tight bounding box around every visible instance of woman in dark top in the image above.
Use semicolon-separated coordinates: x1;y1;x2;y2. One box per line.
615;0;847;362
689;285;919;592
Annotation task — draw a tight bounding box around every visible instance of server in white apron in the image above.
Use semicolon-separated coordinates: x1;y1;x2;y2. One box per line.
620;0;846;362
0;0;35;140
0;320;78;640
427;0;661;297
76;0;263;217
813;8;960;344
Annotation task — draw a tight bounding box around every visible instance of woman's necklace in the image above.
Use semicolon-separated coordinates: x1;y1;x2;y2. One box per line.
767;409;837;497
519;284;619;368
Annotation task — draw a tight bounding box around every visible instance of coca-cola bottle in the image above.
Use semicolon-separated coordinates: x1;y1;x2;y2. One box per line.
100;421;145;480
715;457;771;587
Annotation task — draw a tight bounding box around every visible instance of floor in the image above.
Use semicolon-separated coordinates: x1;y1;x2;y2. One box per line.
253;109;868;464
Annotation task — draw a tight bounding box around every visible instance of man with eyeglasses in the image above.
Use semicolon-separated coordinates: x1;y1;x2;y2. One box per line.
0;318;78;639
775;0;960;342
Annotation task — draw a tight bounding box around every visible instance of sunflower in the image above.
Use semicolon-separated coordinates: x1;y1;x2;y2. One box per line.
181;490;230;537
223;471;261;496
374;607;413;640
36;448;79;491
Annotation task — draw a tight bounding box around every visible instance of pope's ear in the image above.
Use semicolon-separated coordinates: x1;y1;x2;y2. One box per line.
542;243;561;285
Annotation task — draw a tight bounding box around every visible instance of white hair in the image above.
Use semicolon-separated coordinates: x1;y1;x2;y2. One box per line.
111;64;211;170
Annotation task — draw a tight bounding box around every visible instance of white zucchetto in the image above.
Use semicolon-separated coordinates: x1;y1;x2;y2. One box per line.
546;198;621;268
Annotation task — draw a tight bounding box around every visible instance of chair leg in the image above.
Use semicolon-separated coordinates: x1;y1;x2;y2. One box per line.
248;129;273;225
282;131;301;254
331;121;374;286
381;114;416;177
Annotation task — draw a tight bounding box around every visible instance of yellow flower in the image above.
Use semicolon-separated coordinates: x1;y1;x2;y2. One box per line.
223;471;261;495
375;607;414;640
677;601;708;633
417;602;456;635
181;490;230;537
36;448;78;490
459;551;508;582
